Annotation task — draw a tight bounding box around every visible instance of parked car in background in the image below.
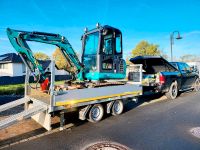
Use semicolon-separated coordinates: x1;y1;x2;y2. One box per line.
187;61;200;76
129;56;200;100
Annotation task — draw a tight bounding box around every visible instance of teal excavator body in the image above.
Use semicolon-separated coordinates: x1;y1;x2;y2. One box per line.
6;24;126;85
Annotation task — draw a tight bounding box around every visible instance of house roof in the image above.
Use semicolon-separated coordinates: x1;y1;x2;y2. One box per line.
38;60;59;70
0;53;59;70
0;53;22;63
38;60;52;70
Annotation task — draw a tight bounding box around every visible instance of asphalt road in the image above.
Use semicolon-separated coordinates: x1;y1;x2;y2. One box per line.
5;91;200;150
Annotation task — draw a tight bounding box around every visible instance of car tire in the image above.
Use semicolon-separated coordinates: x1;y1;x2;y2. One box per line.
166;81;178;100
87;104;104;123
193;78;200;92
111;100;124;116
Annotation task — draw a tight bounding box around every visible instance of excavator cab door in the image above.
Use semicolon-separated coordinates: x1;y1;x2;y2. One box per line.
81;31;99;78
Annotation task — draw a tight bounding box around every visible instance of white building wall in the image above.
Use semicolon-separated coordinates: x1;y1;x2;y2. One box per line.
0;62;68;77
12;63;25;76
0;63;13;76
45;65;69;75
55;69;69;75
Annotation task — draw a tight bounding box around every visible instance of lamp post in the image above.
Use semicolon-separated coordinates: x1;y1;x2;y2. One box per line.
170;31;182;61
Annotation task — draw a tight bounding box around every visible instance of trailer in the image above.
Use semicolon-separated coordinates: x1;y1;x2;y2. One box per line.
0;24;145;131
0;62;143;131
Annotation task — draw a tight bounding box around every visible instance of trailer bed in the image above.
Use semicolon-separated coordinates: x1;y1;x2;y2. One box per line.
28;83;142;109
55;83;142;107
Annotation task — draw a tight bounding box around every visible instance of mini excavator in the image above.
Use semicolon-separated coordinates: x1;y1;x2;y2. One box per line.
7;24;126;91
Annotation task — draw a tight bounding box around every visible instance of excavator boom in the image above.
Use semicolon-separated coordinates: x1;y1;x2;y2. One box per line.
7;28;84;81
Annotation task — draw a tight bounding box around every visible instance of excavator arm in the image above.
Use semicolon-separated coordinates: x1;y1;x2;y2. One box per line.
7;28;84;83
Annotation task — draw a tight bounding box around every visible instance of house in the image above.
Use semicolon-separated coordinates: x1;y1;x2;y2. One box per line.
0;53;69;77
37;60;69;76
0;53;25;76
187;61;200;76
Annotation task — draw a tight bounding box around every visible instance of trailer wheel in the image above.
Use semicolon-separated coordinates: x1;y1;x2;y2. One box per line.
193;78;200;92
166;81;178;100
88;104;104;123
112;100;124;116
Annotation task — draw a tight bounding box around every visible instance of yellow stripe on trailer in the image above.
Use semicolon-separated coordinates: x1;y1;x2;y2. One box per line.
56;90;142;107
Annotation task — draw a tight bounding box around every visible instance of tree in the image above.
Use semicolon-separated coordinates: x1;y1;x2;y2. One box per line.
34;52;50;60
160;50;169;60
131;40;161;57
125;52;132;65
53;47;71;71
179;54;200;62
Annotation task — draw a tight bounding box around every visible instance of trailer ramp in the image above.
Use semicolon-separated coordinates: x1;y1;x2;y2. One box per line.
0;98;28;112
0;98;49;130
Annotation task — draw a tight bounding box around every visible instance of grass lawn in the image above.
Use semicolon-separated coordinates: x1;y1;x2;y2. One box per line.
0;80;66;95
0;84;24;95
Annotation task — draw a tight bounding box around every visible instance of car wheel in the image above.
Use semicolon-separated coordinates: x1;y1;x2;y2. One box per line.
88;104;104;123
193;78;200;92
166;81;178;100
112;100;124;116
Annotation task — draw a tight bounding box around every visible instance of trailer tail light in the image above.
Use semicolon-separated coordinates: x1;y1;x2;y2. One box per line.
159;73;165;85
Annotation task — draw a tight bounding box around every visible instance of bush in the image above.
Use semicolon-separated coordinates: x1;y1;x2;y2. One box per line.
0;84;24;95
0;80;66;95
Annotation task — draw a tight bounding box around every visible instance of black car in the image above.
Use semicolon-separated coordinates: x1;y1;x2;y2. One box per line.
130;56;200;99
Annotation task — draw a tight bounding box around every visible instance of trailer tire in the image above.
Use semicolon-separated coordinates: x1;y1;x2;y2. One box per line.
165;81;178;100
88;104;104;123
112;100;124;116
193;78;200;92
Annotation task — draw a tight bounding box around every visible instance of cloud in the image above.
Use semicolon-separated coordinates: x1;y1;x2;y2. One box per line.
0;37;9;41
183;31;200;37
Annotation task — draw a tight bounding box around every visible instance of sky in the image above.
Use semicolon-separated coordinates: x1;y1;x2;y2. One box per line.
0;0;200;60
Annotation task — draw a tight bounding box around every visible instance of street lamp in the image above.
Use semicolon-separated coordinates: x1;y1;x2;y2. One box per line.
170;31;182;61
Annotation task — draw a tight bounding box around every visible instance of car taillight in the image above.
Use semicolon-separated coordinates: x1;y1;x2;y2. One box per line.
159;74;165;84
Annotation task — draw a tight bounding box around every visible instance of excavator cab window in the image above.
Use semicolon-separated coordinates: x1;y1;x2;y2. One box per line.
103;35;113;55
84;32;99;55
82;31;99;72
116;35;122;54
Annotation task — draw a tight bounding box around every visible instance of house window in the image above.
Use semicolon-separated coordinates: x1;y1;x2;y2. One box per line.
0;64;8;69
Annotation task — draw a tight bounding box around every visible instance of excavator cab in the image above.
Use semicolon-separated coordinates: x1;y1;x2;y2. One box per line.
81;25;126;81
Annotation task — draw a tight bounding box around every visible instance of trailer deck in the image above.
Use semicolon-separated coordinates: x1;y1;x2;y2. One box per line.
55;84;142;107
0;63;143;131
